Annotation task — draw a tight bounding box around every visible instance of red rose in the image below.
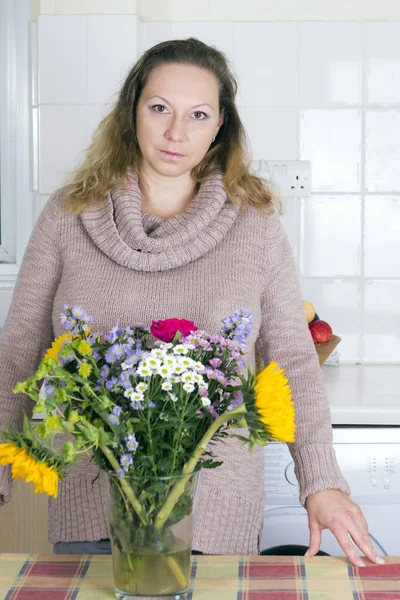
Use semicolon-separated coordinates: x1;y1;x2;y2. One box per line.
150;318;197;343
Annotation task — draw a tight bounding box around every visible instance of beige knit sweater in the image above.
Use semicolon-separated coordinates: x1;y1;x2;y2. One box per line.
0;168;350;554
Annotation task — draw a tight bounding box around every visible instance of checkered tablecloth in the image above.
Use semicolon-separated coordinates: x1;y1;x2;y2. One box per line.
0;554;399;599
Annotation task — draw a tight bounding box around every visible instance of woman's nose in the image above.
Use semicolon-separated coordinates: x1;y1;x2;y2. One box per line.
164;117;186;141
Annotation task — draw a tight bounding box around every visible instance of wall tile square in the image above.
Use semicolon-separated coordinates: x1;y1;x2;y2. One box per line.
239;107;298;160
88;15;139;105
299;278;362;362
365;22;400;104
38;15;87;104
365;111;400;192
39;105;88;194
364;280;400;362
279;197;300;268
299;22;362;106
364;196;400;277
233;23;298;107
300;110;361;191
140;22;174;52
300;195;361;276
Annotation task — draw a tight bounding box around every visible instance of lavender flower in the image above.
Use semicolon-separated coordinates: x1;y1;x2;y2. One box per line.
105;343;126;364
220;309;253;344
105;377;118;390
118;369;137;390
112;406;123;417
120;453;133;471
125;434;138;452
209;357;222;368
109;414;120;425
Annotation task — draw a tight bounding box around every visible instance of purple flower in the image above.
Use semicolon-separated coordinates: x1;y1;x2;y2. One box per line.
199;387;209;398
100;365;111;380
105;377;118;390
125;434;138;452
104;324;119;344
118;369;136;389
231;391;244;407
209;357;222;368
213;370;228;385
71;306;93;324
207;405;219;420
120;453;133;471
130;400;144;411
105;343;126;364
92;348;101;361
117;468;125;478
109;414;120;425
112;406;123;417
220;309;253;344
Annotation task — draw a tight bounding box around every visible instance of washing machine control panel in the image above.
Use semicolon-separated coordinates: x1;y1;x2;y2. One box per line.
265;439;400;505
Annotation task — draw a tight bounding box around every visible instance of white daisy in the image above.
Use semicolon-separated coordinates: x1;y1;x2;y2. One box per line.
137;364;151;377
193;361;205;372
161;381;173;391
157;364;174;378
183;382;195;393
164;355;178;368
181;371;196;384
173;344;189;355
151;348;167;359
146;356;162;370
201;397;211;407
136;382;148;393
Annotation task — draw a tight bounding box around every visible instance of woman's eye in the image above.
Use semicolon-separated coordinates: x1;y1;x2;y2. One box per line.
152;104;167;113
193;111;207;120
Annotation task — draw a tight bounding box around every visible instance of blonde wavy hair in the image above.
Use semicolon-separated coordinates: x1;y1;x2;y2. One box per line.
61;37;281;216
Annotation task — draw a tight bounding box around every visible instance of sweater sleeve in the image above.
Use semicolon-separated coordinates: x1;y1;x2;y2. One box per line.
0;192;63;506
257;212;351;507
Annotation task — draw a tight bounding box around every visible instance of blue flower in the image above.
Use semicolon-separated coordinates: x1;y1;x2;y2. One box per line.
120;453;133;471
125;434;138;452
109;414;120;425
105;343;126;364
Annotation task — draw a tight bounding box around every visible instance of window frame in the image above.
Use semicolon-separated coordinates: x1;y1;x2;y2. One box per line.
0;0;33;288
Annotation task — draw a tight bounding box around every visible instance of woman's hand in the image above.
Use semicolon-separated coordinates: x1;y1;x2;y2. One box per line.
304;489;385;567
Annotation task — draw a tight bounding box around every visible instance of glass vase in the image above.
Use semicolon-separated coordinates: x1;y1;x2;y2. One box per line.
106;470;200;600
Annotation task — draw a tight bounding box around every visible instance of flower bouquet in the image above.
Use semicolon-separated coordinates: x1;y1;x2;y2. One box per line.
0;306;295;599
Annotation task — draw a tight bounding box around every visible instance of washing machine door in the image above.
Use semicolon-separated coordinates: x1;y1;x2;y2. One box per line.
261;506;386;557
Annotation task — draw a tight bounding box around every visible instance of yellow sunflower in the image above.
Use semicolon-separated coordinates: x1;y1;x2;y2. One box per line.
0;443;59;498
254;361;296;443
44;332;73;363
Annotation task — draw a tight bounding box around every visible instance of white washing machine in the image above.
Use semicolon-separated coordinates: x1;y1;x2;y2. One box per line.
261;426;400;557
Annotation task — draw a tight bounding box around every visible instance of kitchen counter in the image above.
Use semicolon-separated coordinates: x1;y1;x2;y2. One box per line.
322;364;400;426
0;554;399;599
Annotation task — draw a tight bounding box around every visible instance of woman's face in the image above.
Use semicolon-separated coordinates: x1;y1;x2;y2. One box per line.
135;63;224;178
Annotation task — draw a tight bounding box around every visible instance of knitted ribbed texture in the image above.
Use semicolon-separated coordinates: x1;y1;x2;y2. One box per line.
0;169;350;553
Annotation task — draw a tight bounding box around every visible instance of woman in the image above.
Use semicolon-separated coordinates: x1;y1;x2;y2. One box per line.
0;38;383;566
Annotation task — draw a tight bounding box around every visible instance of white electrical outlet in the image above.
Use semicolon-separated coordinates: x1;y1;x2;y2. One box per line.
250;160;312;198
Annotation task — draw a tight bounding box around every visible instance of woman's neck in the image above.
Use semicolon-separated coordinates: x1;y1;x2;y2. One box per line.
138;168;197;218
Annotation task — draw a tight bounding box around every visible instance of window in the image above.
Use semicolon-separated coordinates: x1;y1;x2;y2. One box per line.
0;0;32;287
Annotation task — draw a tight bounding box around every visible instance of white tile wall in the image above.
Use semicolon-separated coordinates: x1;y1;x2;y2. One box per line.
3;16;400;364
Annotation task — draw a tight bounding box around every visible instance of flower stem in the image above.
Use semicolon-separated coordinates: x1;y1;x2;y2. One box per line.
154;403;247;530
99;444;147;526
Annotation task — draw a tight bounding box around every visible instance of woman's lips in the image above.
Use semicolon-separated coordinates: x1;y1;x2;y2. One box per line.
160;150;185;159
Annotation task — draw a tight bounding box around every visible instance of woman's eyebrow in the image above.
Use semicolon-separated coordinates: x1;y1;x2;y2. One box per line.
147;95;215;110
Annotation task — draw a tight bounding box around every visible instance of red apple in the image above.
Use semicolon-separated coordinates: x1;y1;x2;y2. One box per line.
309;320;333;343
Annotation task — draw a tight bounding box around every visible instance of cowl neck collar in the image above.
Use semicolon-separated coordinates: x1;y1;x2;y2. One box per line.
80;167;240;272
